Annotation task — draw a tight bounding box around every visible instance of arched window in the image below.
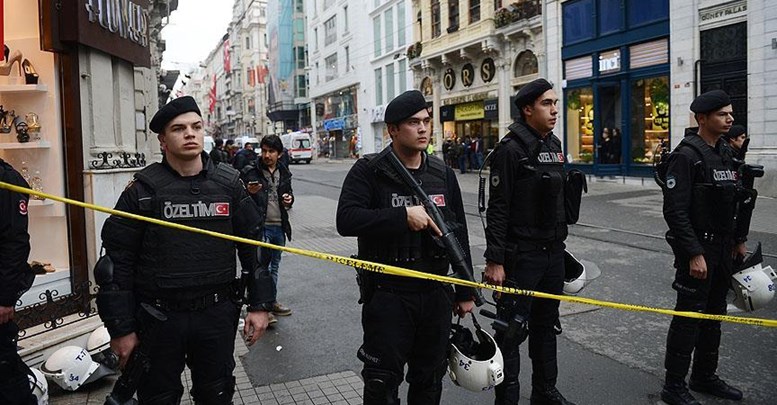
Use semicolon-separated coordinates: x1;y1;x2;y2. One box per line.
514;50;538;78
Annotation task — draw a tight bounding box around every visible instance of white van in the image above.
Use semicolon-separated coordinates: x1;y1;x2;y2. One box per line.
204;136;215;153
280;132;313;164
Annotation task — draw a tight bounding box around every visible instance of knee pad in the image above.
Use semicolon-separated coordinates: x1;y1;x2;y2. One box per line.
191;376;235;405
363;368;399;405
141;390;184;405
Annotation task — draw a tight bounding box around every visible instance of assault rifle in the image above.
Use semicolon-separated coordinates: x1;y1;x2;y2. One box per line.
386;150;484;306
104;303;167;405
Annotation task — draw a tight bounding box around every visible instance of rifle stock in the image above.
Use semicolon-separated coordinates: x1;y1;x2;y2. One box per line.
386;150;484;306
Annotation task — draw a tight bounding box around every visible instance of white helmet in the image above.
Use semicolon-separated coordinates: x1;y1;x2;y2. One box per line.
40;346;114;391
448;317;504;392
563;250;601;295
86;326;119;371
28;368;49;405
731;243;777;312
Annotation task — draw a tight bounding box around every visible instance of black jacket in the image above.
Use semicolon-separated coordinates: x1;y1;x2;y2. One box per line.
484;120;568;265
100;153;273;337
240;160;294;240
233;148;258;171
0;159;33;307
336;149;474;302
662;129;738;257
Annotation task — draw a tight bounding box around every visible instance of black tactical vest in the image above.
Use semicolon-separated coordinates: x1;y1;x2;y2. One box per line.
678;135;739;234
503;123;567;241
357;149;456;274
133;162;240;297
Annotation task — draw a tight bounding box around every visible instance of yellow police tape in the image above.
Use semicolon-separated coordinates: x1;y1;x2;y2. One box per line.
2;180;776;328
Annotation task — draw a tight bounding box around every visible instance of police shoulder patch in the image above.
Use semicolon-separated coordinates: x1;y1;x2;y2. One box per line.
491;173;500;188
18;199;28;215
666;175;676;189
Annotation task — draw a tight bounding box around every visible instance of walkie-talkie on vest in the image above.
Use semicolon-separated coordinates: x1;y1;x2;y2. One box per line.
386;149;485;306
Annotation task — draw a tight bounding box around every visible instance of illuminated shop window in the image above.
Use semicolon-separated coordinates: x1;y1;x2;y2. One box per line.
630;76;669;164
565;87;594;163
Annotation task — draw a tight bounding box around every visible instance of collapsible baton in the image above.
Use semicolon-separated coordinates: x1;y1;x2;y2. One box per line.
104;303;168;405
386;150;484;306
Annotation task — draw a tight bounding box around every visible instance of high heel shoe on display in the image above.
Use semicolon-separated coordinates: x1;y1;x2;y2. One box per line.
0;45;23;77
1;109;15;134
14;115;30;143
22;59;38;84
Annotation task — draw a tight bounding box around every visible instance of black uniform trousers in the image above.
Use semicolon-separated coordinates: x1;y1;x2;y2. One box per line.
665;238;733;382
137;300;241;404
359;285;453;405
495;241;565;405
0;322;36;405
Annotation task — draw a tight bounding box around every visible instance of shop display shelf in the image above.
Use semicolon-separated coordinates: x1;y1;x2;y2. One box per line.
28;199;53;207
0;84;48;93
0;140;51;149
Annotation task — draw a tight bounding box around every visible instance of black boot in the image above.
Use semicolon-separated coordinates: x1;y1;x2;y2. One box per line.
530;385;576;405
689;375;743;401
661;379;701;405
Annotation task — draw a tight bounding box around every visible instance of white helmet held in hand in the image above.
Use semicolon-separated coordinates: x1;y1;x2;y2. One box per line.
28;368;49;405
448;317;504;392
731;243;777;312
40;346;114;391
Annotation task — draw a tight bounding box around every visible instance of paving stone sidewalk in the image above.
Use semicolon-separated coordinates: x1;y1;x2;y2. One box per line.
48;332;364;405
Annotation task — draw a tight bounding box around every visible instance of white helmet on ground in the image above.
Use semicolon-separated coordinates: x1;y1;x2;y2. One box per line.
563;250;601;295
731;242;777;312
40;346;114;391
86;325;119;371
28;368;49;405
448;316;504;392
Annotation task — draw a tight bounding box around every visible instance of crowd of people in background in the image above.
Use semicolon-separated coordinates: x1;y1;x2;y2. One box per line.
442;133;485;174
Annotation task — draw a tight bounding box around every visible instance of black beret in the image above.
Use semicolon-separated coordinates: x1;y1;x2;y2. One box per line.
690;90;731;114
149;96;202;133
384;90;428;124
514;78;553;109
724;124;746;140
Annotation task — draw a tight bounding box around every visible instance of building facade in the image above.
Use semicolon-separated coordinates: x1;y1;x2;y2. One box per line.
669;0;777;196
0;0;174;363
365;0;415;154
266;0;310;134
546;0;671;177
307;0;372;158
411;0;545;153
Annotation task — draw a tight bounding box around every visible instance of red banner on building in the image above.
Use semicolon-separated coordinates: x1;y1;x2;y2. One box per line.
208;75;217;113
257;64;268;84
223;39;231;73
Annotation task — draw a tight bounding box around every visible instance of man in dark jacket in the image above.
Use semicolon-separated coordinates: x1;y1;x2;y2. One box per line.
336;90;475;405
98;96;275;404
209;138;229;164
659;90;746;405
240;135;295;322
0;158;37;405
484;79;575;405
233;142;257;171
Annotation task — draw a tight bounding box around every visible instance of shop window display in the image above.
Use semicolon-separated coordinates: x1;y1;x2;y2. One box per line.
629;76;669;164
565;87;594;163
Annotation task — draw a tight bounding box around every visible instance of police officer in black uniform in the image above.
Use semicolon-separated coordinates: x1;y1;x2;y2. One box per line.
336;90;476;405
484;79;575;405
660;90;746;405
97;96;276;404
0;159;36;405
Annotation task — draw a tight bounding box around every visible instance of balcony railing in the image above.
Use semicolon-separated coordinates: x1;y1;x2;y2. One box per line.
494;0;542;29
